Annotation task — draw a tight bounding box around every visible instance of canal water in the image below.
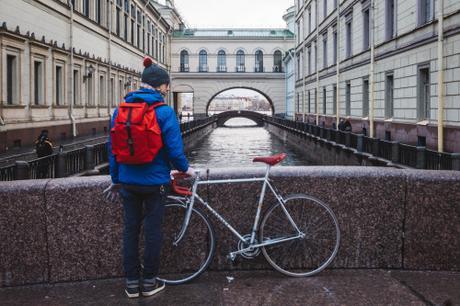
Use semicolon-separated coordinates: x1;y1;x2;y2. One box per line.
187;118;314;168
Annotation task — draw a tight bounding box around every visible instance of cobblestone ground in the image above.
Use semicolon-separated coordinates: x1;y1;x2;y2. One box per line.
0;270;459;306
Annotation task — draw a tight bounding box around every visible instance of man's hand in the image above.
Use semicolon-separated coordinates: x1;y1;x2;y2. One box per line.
103;183;122;202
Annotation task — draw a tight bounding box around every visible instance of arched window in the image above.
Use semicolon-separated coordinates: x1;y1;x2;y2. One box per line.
236;50;245;72
199;50;208;72
255;50;264;72
273;50;282;72
217;50;226;72
180;50;189;72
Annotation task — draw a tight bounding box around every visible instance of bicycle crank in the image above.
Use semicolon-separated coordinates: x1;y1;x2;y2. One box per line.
236;234;261;259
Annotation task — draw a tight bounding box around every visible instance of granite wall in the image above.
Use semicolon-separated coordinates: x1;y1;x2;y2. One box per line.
0;167;459;287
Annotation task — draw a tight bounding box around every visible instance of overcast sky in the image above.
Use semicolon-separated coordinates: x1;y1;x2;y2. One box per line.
173;0;294;29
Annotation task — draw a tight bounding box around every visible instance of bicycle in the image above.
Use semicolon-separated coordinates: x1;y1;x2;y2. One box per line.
157;153;340;285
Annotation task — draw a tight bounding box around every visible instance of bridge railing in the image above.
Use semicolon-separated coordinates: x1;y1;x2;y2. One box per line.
1;118;217;181
263;115;460;171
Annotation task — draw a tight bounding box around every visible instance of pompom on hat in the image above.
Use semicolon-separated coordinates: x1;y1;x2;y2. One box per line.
141;56;170;88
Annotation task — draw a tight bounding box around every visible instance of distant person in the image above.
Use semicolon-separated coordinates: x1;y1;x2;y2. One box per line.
338;118;352;132
35;130;53;178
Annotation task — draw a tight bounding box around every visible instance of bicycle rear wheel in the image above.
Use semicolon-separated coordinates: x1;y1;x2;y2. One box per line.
260;194;340;277
157;200;216;285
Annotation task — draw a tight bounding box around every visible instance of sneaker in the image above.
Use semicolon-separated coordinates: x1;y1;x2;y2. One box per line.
142;278;165;297
125;279;140;298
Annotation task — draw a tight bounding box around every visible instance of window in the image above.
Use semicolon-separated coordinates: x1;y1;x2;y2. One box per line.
86;73;93;107
322;35;328;68
417;66;430;120
136;10;141;48
314;41;317;73
418;0;434;25
255;50;264;72
345;81;351;116
308;90;311;113
307;46;311;75
55;65;63;106
6;54;19;105
199;50;208;72
217;50;226;72
323;0;328;19
110;77;115;107
363;6;370;50
99;75;106;106
363;78;369;117
273;50;282;72
83;0;89;17
332;27;337;65
345;14;352;58
236;50;245;72
180;50;189;72
385;0;395;40
33;61;44;105
296;54;301;77
296;93;300;113
308;6;312;33
322;87;327;114
116;5;121;36
332;84;337;115
385;73;394;118
96;0;102;24
314;89;318;114
131;5;135;45
73;69;80;106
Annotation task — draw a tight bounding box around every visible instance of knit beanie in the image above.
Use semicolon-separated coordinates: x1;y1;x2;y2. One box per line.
141;57;170;87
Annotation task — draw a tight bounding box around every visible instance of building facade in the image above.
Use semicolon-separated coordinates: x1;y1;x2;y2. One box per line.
293;0;460;152
170;27;295;116
0;0;175;153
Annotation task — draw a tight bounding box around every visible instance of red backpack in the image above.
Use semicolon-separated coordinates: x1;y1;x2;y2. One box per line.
111;102;165;164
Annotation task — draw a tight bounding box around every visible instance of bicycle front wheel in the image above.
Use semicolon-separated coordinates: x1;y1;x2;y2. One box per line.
157;200;216;285
260;194;340;277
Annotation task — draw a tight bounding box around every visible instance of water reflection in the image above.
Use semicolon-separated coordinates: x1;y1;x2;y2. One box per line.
187;118;314;168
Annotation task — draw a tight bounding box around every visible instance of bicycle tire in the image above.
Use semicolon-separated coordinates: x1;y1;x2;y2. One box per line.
260;193;340;277
156;200;216;285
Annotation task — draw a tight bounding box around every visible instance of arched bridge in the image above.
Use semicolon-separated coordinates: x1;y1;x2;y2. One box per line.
214;111;266;127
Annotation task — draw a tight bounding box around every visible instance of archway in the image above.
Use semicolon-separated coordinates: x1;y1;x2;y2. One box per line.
206;87;274;117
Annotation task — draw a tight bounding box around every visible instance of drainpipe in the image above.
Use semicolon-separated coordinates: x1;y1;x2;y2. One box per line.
335;2;340;127
369;0;376;138
437;0;445;152
302;45;306;121
315;1;319;126
68;0;77;137
107;0;112;116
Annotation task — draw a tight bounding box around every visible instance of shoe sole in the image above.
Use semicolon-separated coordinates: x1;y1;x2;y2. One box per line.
125;289;140;298
142;283;165;297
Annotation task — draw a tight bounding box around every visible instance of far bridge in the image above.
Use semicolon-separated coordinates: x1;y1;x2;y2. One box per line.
214;111;266;127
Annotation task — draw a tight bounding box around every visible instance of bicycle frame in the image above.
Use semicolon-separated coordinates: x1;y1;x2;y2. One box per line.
171;165;304;259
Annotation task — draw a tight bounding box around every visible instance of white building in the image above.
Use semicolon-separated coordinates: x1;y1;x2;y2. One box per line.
170;28;295;116
293;0;460;152
0;0;173;152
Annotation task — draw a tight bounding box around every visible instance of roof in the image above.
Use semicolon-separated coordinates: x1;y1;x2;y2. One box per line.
173;28;294;39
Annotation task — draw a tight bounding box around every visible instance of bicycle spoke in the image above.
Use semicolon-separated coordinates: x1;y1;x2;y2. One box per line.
260;195;340;277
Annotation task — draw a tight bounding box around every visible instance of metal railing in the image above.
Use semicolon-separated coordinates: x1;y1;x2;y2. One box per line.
264;115;460;171
0;117;217;181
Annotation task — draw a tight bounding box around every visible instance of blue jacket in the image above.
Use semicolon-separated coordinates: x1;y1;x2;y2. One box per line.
108;88;189;186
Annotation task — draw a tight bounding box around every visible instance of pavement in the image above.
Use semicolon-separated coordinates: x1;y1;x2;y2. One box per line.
0;269;459;306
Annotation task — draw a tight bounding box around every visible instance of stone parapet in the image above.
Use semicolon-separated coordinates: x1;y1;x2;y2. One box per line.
0;167;459;287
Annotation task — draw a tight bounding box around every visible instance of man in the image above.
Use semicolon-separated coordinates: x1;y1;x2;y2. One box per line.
104;57;194;298
35;130;53;178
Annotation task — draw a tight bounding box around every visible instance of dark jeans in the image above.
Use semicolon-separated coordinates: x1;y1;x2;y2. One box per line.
120;184;169;281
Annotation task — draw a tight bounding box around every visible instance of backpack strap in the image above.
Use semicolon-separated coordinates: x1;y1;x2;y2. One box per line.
126;107;135;156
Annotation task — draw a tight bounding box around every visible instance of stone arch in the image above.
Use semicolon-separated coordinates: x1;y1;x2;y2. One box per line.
172;83;194;93
215;110;265;127
252;47;267;54
205;86;275;116
233;47;248;54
